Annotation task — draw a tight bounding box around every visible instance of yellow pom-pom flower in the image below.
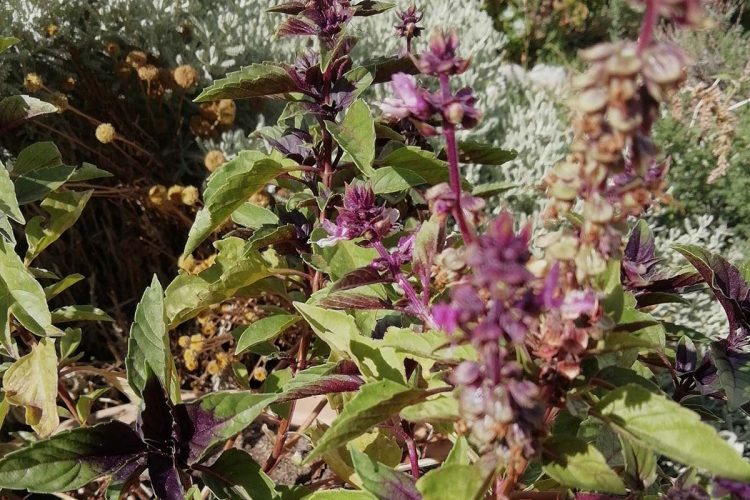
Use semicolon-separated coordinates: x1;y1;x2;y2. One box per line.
95;123;116;144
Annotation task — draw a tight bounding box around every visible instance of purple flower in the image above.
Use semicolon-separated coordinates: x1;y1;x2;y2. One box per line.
432;304;459;333
437;87;483;129
466;211;532;290
380;73;434;121
425;183;485;222
317;183;400;247
276;0;354;45
394;4;423;40
714;477;750;499
560;289;599;320
417;28;470;76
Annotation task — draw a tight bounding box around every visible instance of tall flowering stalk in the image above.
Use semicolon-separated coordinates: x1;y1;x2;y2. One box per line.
381;27;481;245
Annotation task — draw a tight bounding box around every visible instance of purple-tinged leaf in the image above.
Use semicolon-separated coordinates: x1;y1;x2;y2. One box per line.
319;291;392;310
639;272;702;293
174;392;277;464
0;421;146;493
710;341;750;410
332;266;390;292
675;336;697;373
193;64;300;102
277;374;363;403
147;453;185;500
634;292;690;308
674;244;750;345
624;220;657;268
137;376;177;455
349;444;420;500
353;1;396;16
266;1;306;14
276;17;318;38
364;56;418;84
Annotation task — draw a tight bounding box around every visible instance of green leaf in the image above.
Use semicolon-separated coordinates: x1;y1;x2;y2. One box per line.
620;435;657;489
313;230;378;280
11;141;63;176
382;328;472;362
24;190;93;263
166;238;272;327
66;163;112;182
183;152;286;256
377;146;452;188
43;273;85;300
0;95;57;129
0;421;146;493
51;305;113;323
231;202;279;229
400;394;459;423
416;464;486;500
0;215;15;245
295;302;405;382
307;379;426;461
349;444;420;500
15;165;76;205
542;436;626;494
126;276;177;401
444;436;471;466
0;162;23;223
370;166;427;194
306;492;375;500
246;224;297;250
194;63;299;102
0;37;19;54
0;238;58;336
710;341;750;410
233;314;300;355
596;383;750;481
76;387;109;422
59;327;82;361
325;99;376;177
439;141;517;165
203;448;277;500
3;338;59;436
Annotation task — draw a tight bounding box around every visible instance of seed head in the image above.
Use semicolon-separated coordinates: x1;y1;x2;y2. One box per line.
181;186;200;206
137;64;159;82
95;123;116;144
173;64;199;89
23;73;43;93
204;150;226;172
125;50;147;68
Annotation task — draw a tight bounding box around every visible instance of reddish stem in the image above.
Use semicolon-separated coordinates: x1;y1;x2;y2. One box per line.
391;418;420;479
636;0;659;55
438;73;475;244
